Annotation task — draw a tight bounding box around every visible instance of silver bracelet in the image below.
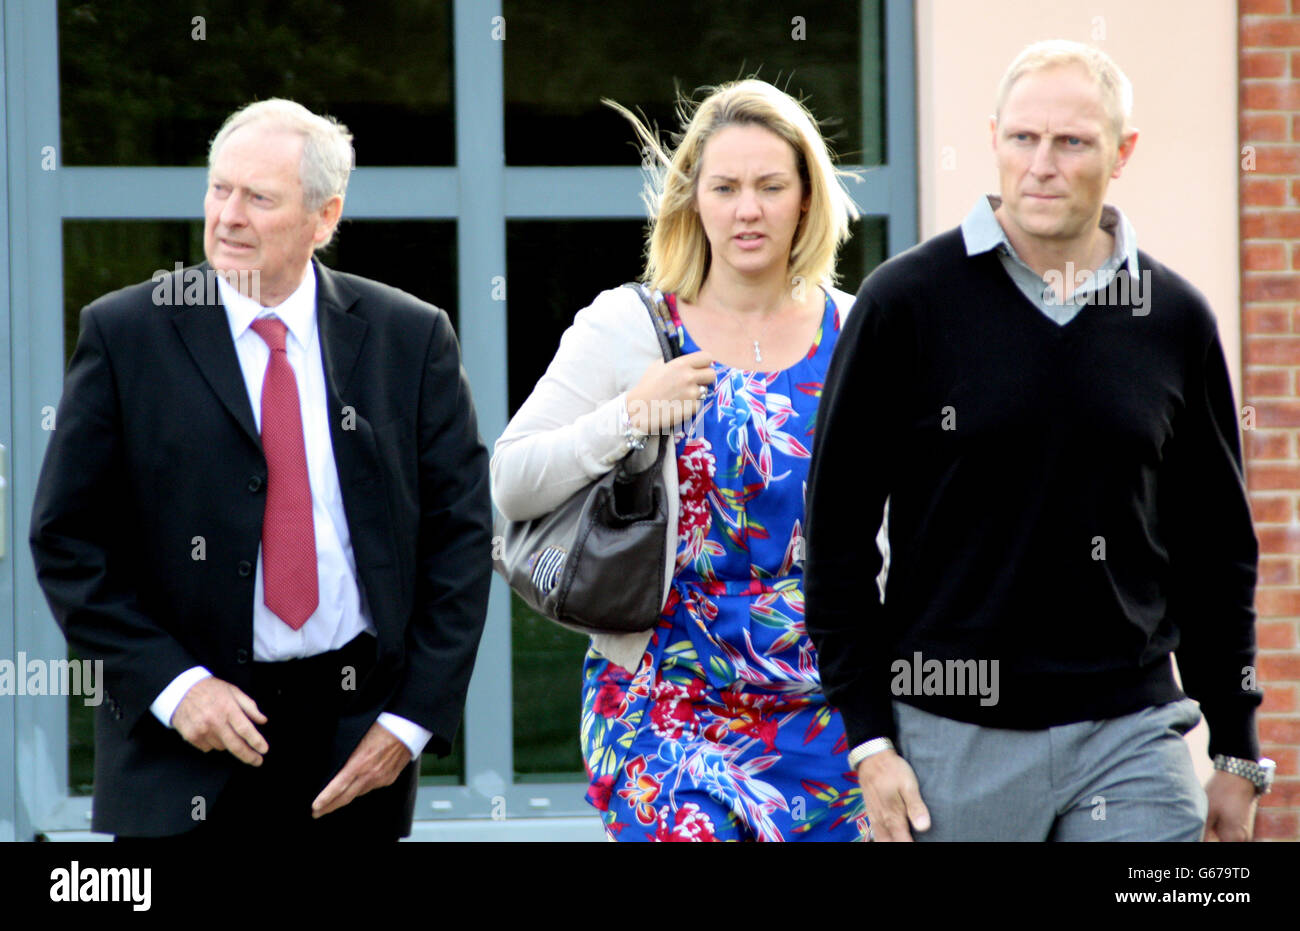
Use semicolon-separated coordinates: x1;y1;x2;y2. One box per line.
619;395;647;452
1212;754;1276;796
848;737;895;770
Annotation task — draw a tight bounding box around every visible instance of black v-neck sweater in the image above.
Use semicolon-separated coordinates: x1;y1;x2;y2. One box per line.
805;228;1261;760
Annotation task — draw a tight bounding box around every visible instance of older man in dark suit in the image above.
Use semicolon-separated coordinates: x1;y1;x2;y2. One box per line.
30;99;492;839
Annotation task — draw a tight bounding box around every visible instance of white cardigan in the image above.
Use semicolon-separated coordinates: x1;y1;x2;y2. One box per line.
491;283;858;672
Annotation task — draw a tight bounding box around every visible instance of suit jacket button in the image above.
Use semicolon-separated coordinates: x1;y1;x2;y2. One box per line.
236;649;250;664
237;560;253;577
247;475;263;493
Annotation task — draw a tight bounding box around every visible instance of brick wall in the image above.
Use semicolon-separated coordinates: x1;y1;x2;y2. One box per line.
1241;0;1300;842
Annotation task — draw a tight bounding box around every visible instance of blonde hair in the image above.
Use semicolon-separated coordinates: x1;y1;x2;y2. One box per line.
995;40;1133;141
608;79;859;302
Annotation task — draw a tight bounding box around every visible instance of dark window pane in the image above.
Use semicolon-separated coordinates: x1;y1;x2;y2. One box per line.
61;220;462;791
505;219;646;416
63;220;204;366
323;221;459;330
59;0;453;166
505;219;646;777
419;720;464;786
504;0;880;166
512;596;588;778
63;220;458;346
838;215;888;295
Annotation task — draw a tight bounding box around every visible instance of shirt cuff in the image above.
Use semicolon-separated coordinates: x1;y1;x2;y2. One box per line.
150;666;214;727
376;712;432;759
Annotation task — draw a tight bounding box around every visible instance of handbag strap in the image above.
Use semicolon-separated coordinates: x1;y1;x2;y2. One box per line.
623;282;681;363
619;282;683;476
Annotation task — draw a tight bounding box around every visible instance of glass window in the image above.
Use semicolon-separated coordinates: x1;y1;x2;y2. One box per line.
504;0;880;167
63;220;458;352
323;221;459;329
419;722;463;786
512;596;588;778
505;219;645;777
840;216;887;295
505;219;646;415
59;0;454;167
63;220;204;365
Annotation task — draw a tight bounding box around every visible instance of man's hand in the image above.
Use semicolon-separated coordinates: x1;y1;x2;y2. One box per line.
857;749;931;842
1203;771;1258;842
311;722;411;819
171;676;268;765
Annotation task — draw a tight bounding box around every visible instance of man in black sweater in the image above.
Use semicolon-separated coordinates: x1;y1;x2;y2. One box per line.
806;40;1270;841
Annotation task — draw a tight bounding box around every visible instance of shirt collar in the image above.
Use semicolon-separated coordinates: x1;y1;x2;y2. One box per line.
960;194;1140;276
217;261;318;349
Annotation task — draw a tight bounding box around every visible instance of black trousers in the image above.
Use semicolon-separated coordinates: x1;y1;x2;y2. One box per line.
119;634;419;842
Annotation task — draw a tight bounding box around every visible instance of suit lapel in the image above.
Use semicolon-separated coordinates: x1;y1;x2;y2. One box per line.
314;261;403;650
314;258;366;399
171;263;260;450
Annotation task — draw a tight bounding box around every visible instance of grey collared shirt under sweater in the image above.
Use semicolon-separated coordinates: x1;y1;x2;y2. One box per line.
960;194;1141;326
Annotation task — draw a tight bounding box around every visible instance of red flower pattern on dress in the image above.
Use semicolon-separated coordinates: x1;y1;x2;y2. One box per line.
649;680;700;738
592;682;625;718
651;802;719;842
677;437;716;542
588;774;616;812
702;705;779;752
693;688;779;750
617;755;663;825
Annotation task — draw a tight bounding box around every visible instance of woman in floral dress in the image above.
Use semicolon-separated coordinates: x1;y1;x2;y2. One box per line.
492;79;869;841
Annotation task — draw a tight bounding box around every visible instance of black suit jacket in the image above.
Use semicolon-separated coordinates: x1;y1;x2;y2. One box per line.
30;258;492;836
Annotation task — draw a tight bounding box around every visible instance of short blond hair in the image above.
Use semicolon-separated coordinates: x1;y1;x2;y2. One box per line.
995;40;1133;140
608;79;859;302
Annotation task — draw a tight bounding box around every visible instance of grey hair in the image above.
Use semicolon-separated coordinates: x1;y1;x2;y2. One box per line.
208;99;353;247
995;40;1134;141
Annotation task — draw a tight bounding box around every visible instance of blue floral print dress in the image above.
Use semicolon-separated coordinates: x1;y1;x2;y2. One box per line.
579;289;867;842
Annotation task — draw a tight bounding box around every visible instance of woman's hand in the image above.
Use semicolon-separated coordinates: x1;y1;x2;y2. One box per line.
625;351;716;433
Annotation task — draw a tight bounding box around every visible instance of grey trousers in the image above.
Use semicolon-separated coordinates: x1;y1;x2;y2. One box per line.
892;698;1208;841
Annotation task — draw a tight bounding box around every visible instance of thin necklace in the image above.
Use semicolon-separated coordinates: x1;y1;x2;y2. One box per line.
722;303;779;363
700;288;783;363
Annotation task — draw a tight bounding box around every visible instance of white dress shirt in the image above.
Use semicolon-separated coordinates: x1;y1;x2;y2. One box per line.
149;263;430;758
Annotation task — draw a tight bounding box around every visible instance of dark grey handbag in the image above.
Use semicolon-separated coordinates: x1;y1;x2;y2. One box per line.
491;283;681;635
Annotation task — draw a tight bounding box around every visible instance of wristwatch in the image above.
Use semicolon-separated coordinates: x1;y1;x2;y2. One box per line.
848;737;895;770
1213;755;1276;796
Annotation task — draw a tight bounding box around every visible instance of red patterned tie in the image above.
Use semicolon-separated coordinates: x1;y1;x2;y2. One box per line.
250;317;318;629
